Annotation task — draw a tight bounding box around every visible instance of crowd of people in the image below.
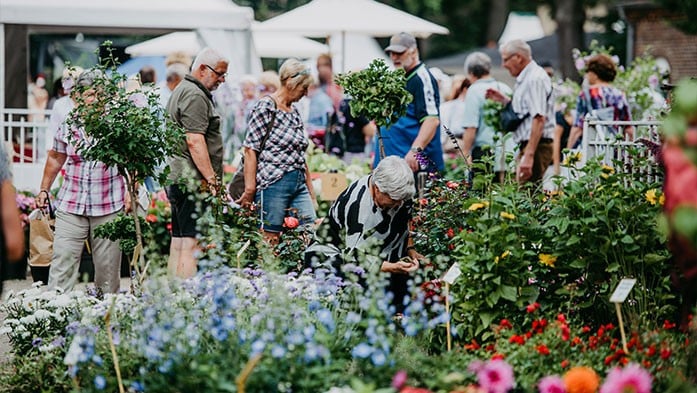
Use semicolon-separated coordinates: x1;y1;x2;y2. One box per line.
3;34;646;312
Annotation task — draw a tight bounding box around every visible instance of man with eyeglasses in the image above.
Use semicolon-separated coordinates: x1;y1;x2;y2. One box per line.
165;47;229;278
376;32;444;175
485;39;555;185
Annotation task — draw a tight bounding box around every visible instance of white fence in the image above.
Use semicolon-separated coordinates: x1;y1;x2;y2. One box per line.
2;108;54;192
580;118;662;184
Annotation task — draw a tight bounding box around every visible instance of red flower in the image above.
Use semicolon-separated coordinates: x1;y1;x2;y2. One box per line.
561;324;570;341
663;320;676;330
499;319;513;329
419;198;428;206
556;314;567;323
446;181;460;189
582;326;591;333
400;387;433;393
491;353;505;360
571;336;582;346
446;228;455;238
561;359;570;369
660;348;672;360
283;216;299;229
646;345;656;357
166;222;172;233
448;244;455;250
508;335;523;345
464;339;480;351
146;213;158;223
526;302;540;313
536;344;550;355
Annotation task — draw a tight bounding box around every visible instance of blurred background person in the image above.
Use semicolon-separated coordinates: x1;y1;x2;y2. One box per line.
1;146;26;295
316;53;343;111
439;74;470;154
305;80;335;150
338;96;376;164
566;54;633;149
232;74;260;154
159;62;188;109
258;70;281;95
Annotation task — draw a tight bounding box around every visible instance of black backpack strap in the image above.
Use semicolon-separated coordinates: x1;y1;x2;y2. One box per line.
258;95;278;154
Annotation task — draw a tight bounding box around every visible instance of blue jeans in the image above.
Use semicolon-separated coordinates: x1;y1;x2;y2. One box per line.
256;169;316;233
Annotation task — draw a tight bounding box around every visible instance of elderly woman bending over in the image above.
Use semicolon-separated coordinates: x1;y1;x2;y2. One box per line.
236;58;317;245
306;156;424;313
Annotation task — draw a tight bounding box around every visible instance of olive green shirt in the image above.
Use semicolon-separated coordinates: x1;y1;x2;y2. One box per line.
167;75;223;182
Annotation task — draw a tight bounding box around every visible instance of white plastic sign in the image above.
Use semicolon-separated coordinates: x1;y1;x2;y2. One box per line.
442;263;461;285
610;278;637;303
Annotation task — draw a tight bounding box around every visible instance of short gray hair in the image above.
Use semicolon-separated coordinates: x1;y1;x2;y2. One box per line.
279;58;313;91
372;156;415;201
500;39;532;60
76;68;104;87
166;63;188;81
465;52;492;78
191;47;228;71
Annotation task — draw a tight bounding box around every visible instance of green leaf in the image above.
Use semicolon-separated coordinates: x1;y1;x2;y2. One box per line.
500;285;518;302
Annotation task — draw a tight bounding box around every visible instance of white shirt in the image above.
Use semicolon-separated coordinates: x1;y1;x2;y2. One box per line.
511;61;555;144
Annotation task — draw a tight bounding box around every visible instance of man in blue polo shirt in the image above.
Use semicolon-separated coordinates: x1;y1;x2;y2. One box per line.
374;32;443;173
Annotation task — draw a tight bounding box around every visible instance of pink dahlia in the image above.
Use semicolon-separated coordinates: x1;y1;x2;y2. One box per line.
538;375;566;393
600;363;652;393
476;359;515;393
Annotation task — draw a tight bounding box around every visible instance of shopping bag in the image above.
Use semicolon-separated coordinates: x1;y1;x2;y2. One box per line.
28;206;54;267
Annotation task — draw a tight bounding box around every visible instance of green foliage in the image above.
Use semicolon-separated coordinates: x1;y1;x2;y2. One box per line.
94;213;148;254
654;0;697;35
335;59;412;129
68;42;185;189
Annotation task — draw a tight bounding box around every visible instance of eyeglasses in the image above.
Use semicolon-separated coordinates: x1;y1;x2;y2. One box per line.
502;53;518;63
205;64;227;79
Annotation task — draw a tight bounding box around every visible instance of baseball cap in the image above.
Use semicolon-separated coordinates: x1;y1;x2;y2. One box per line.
384;32;417;54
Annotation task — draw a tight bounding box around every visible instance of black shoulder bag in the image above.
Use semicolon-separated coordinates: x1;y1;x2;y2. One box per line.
229;96;277;200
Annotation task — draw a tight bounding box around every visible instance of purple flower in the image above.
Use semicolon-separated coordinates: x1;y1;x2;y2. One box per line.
128;92;148;108
611;55;620;65
476;359;515;393
538;375;566;393
648;75;659;90
62;78;75;93
575;58;586;71
600;363;652;393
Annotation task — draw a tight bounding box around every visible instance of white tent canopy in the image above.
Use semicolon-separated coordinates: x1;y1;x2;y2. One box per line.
256;0;449;72
256;0;449;37
0;0;253;30
498;12;546;44
126;30;329;59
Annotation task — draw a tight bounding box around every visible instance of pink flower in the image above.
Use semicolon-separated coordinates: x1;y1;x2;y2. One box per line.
600;363;652;393
283;216;299;229
648;75;659;90
392;370;408;390
476;359;515;393
538;375;566;393
446;181;459;189
128;92;148;108
575;59;586;71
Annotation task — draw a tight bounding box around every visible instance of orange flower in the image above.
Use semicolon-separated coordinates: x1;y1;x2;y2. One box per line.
563;366;599;393
145;213;158;223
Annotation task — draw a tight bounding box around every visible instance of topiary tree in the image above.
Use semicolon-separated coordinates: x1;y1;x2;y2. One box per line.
67;41;185;285
335;59;412;159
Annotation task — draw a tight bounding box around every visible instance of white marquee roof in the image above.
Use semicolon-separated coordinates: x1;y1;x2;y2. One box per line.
0;0;253;30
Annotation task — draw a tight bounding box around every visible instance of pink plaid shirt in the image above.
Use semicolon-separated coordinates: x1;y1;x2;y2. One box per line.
52;124;126;216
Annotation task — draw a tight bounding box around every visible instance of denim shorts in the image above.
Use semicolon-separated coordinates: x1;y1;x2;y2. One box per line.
256;169;316;233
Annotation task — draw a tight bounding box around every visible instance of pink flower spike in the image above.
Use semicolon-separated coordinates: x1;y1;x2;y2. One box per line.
538;375;566;393
477;359;515;393
392;370;408;390
600;363;652;393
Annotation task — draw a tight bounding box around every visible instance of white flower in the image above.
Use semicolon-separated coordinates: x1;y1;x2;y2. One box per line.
128;92;148;108
34;309;54;320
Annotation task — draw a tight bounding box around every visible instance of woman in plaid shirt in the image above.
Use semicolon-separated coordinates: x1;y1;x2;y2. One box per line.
36;69;127;294
237;59;317;246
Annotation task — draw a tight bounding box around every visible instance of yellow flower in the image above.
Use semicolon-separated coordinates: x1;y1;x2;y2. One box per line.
659;194;665;205
563;151;582;166
500;211;516;220
600;164;615;179
645;189;658;205
539;253;557;268
501;250;510;259
468;203;485;211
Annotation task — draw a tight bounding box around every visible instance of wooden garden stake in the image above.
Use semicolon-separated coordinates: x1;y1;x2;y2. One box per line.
442;262;461;352
445;282;451;352
609;278;637;354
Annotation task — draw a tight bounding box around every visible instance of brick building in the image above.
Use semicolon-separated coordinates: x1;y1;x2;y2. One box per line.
619;1;697;82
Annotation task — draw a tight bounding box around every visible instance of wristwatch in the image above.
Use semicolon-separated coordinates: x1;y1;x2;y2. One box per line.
409;146;423;153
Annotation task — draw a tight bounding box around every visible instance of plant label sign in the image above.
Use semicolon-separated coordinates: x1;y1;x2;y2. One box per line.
610;278;637;303
320;173;348;201
442;263;461;285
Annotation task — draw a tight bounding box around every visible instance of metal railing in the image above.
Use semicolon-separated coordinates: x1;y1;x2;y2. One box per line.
2;108;54;192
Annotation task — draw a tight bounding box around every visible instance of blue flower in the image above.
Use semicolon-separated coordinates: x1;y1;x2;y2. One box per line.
94;375;106;390
271;345;286;358
251;339;266;356
351;342;373;359
316;309;335;332
31;337;42;347
346;311;362;325
371;349;387;366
